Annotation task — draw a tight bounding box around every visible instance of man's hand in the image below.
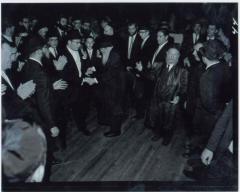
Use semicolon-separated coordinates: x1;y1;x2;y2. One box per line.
135;61;143;72
170;96;180;104
201;148;214;166
17;61;25;72
2;84;7;96
85;67;96;76
81;49;88;60
126;66;133;72
184;101;187;109
184;57;191;67
50;126;60;137
53;55;67;71
53;79;68;90
96;50;102;58
83;77;98;86
17;80;36;100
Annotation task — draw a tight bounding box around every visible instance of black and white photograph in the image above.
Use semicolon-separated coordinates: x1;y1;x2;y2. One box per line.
1;1;238;191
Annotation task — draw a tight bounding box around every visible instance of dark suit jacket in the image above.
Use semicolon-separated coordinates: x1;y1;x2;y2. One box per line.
60;47;87;103
206;100;232;159
97;49;125;115
153;63;188;102
21;59;55;130
200;62;232;115
150;41;171;65
138;36;157;70
124;34;142;67
2;72;42;125
182;32;205;58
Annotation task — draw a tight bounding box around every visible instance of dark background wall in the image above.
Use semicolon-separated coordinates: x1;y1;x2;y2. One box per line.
1;3;238;34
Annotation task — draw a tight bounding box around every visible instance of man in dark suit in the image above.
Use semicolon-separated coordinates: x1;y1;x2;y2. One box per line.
2;18;15;47
55;15;68;50
192;40;232;150
72;17;83;39
182;21;205;59
124;22;142;71
61;30;97;136
131;25;157;119
45;29;69;149
184;100;236;182
1;42;38;122
21;37;60;138
123;22;142;117
96;40;125;137
20;37;63;176
142;28;172;127
148;47;188;145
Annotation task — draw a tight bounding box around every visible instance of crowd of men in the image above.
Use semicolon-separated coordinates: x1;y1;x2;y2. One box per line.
1;13;236;183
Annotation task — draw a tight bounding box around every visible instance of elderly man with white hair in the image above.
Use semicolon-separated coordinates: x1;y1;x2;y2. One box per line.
148;46;188;145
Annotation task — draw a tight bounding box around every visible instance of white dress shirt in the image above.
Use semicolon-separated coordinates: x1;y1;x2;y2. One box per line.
87;48;93;60
49;47;58;58
192;33;199;44
2;71;14;90
141;36;149;49
151;41;168;65
67;46;82;77
206;61;219;70
167;64;174;72
29;57;43;66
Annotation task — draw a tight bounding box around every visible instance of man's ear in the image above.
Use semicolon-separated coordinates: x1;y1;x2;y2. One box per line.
19;21;23;26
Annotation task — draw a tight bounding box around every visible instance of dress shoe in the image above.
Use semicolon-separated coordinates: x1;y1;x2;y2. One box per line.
80;129;91;136
183;167;207;181
151;135;161;141
104;131;121;137
162;136;172;146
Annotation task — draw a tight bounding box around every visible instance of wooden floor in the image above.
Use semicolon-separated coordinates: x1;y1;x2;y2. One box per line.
50;110;192;182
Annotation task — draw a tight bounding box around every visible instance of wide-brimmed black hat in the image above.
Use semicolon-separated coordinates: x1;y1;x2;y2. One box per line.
46;28;59;39
66;30;81;41
34;23;48;33
25;36;45;56
99;40;113;48
139;24;150;31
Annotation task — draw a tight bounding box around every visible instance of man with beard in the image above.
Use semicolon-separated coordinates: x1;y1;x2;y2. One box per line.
96;39;125;137
55;15;68;50
148;47;188;145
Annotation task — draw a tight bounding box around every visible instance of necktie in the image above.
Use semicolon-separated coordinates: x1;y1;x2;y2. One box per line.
167;65;170;71
54;48;58;58
151;46;161;65
128;36;134;59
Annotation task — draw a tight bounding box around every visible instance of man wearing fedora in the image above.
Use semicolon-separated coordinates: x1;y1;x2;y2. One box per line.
20;37;62;176
96;38;125;137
